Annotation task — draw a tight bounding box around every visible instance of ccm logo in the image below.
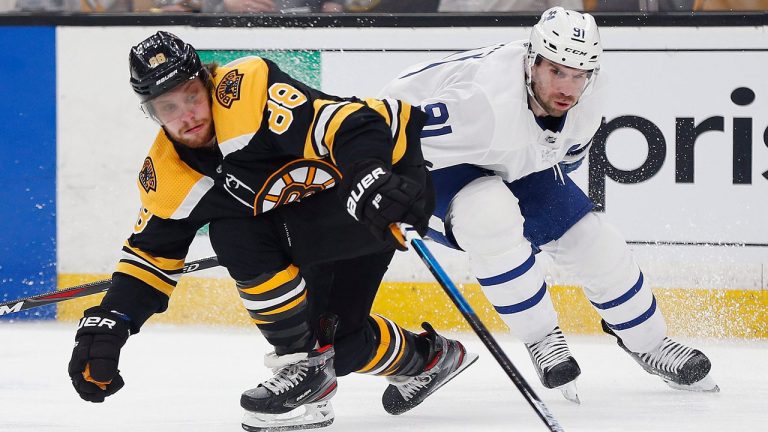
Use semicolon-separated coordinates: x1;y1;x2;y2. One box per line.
346;167;386;219
564;47;588;56
78;316;117;330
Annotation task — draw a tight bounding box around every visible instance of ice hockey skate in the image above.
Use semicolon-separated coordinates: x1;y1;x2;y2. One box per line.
602;320;719;393
525;326;582;404
382;322;479;415
240;346;337;432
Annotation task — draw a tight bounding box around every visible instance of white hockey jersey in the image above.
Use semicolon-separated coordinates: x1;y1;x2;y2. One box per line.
379;41;605;182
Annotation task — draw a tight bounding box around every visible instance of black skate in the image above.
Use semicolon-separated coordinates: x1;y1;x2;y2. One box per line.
601;320;719;392
382;322;479;415
525;326;581;404
241;316;339;431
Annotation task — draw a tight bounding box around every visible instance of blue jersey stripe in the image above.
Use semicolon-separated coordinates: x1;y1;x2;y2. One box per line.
477;253;536;286
493;282;548;315
591;272;644;310
604;296;658;331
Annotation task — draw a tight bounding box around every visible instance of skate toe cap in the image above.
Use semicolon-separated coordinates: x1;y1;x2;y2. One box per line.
543;359;581;389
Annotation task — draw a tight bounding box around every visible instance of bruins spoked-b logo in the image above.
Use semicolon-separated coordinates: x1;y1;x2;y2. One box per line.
139;157;157;193
255;159;341;214
216;69;244;109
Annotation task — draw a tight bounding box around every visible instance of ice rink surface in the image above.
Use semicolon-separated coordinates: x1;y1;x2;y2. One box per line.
1;322;766;432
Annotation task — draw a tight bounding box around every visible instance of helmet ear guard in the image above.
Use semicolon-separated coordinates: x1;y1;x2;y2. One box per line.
525;7;602;101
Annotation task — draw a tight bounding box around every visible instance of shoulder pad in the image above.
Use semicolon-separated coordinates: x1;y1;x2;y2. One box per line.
212;57;270;156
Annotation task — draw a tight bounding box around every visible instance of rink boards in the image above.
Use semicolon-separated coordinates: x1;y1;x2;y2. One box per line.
0;24;766;336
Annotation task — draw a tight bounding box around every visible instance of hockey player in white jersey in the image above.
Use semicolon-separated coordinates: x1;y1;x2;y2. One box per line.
380;7;718;402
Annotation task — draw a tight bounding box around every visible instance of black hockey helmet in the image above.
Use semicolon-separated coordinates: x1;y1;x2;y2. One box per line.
129;31;208;103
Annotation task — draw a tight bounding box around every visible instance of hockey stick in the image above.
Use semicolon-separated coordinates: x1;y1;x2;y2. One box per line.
0;256;219;316
398;226;565;432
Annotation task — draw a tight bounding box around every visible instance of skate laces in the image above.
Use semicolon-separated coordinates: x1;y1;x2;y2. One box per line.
261;352;310;395
639;338;696;374
526;327;572;372
262;362;308;395
389;373;434;401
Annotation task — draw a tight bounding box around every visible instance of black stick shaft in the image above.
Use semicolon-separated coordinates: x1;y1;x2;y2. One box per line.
0;256;219;316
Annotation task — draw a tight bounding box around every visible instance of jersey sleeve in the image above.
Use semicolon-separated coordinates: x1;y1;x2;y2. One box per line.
265;59;399;172
100;206;201;333
212;57;401;174
384;79;497;170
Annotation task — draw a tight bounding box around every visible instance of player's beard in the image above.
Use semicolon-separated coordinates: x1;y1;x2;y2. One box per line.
541;99;572;117
531;81;576;118
165;118;215;149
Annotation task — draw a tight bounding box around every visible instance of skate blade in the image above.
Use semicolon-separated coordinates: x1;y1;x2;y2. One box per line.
429;351;479;394
242;401;335;432
665;374;720;393
557;381;580;404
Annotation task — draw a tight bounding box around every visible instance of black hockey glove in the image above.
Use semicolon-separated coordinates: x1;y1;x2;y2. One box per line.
340;160;428;251
68;306;131;403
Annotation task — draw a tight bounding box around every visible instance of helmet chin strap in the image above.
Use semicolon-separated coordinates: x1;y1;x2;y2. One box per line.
526;76;552;117
528;87;548;117
525;51;551;117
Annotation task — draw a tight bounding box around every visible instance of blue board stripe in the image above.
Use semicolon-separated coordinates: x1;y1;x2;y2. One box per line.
0;26;57;320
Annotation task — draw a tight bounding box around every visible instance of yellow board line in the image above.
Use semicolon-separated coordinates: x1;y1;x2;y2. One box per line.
57;275;768;339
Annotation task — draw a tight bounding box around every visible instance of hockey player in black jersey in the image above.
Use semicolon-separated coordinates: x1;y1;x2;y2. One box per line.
67;31;477;431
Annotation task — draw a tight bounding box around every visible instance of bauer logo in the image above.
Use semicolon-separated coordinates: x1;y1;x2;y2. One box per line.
139;157;157;193
78;316;117;329
216;69;244;109
588;86;766;211
155;69;178;86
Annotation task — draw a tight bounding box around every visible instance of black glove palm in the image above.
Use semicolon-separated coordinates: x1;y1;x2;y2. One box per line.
342;160;428;250
68;306;131;402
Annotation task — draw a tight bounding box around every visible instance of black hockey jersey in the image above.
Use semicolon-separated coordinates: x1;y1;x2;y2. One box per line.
106;56;424;330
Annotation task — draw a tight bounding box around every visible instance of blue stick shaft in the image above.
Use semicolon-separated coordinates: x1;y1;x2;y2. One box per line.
409;235;564;432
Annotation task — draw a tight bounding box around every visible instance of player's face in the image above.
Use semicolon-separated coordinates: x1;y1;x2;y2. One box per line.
149;78;214;149
530;57;591;117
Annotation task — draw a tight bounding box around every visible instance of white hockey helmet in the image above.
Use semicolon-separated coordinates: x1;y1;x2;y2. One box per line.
526;7;602;97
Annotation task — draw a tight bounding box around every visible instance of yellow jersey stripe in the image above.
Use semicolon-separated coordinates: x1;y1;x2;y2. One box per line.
308;100;349;159
239;265;300;295
261;292;307;316
391;100;410;164
362;98;392;124
362;98;409;164
358;314;392;374
116;261;175;297
323;103;365;165
304;99;337;159
382;326;407;376
123;242;185;273
241;279;305;311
